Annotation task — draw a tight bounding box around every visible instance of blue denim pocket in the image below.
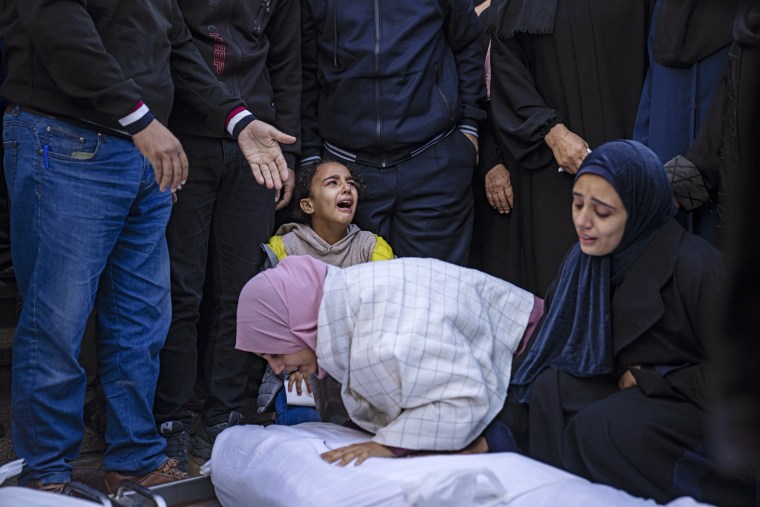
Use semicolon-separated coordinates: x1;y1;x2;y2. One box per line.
42;123;102;162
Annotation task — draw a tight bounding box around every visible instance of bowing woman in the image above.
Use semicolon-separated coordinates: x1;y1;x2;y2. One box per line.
235;255;543;465
509;140;755;506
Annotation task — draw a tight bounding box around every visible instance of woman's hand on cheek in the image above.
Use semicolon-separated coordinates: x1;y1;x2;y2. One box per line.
287;372;312;395
320;441;395;466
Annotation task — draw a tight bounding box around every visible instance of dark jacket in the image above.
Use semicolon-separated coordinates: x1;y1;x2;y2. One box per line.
301;0;486;167
0;0;248;136
613;220;722;412
170;0;301;167
543;219;722;411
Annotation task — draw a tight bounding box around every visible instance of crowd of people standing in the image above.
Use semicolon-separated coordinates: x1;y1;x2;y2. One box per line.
0;0;758;505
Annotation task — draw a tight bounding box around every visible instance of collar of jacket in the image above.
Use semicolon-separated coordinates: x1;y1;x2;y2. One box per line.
612;219;684;353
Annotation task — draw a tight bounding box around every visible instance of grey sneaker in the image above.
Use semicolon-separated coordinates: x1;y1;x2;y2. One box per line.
159;421;190;474
191;411;242;463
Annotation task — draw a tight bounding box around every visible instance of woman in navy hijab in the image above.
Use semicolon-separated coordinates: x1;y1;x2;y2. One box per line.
509;140;754;505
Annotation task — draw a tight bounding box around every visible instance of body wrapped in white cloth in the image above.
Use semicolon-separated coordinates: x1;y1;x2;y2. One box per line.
207;423;713;507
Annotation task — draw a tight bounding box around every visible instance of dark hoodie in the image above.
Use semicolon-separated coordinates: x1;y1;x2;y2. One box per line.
300;0;486;167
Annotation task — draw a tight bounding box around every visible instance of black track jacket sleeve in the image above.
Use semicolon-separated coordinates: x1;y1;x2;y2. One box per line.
167;0;251;137
266;0;302;169
14;0;144;120
446;0;487;132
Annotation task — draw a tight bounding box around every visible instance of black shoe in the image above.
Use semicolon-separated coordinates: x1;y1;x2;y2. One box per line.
191;411;242;463
160;421;190;474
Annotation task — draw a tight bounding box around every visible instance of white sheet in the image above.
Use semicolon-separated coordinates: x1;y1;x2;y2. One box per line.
0;459;101;506
208;423;713;507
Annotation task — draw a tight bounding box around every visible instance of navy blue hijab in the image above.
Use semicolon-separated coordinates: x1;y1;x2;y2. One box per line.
511;140;676;402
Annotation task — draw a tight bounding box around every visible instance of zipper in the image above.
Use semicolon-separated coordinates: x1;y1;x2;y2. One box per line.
373;0;386;167
433;63;453;119
252;0;273;35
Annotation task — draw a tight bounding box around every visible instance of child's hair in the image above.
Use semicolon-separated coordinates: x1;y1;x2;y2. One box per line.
289;159;363;224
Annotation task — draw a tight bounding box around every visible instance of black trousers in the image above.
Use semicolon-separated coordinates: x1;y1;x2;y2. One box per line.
344;130;476;267
153;135;274;427
528;369;756;506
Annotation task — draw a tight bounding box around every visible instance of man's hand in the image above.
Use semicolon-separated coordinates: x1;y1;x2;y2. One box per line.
132;120;189;192
237;120;296;190
544;123;589;174
275;168;296;210
321;441;395;466
485;163;514;214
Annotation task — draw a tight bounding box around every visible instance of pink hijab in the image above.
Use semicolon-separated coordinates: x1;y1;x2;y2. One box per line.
236;255;328;356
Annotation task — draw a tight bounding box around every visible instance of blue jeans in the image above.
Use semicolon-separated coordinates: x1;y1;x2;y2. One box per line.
3;107;171;484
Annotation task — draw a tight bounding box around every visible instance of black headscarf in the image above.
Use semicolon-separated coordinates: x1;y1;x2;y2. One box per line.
511;141;676;402
653;0;747;67
486;0;558;39
734;1;760;46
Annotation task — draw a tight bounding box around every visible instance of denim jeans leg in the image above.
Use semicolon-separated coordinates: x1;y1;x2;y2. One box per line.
96;156;172;474
203;138;274;425
3;110;157;483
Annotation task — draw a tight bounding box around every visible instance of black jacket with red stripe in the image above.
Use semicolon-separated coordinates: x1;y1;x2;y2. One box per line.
169;0;301;167
0;0;252;137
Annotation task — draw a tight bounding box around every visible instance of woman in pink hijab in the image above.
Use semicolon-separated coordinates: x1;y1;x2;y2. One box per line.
237;255;543;465
237;254;328;379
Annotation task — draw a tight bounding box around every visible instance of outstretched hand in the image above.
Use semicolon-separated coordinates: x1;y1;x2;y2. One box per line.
321;441;395;466
237;120;296;190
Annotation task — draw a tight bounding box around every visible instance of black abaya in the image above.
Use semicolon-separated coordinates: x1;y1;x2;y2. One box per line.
488;0;654;295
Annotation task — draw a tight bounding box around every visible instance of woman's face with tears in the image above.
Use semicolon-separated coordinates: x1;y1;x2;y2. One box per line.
260;349;318;376
572;173;628;256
